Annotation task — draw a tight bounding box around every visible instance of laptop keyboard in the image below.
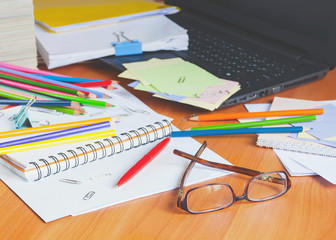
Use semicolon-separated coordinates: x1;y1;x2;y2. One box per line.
187;28;296;87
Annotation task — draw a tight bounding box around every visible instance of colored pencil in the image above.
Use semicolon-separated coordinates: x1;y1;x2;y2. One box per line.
74;80;119;89
35;74;107;83
0;61;66;77
0;121;112;148
171;126;304;137
0;67;109;98
184;108;324;121
0;73;85;97
0;99;74;107
0;129;116;154
34;90;114;107
0;77;81;97
188;115;316;131
0;88;82;111
0;117;114;138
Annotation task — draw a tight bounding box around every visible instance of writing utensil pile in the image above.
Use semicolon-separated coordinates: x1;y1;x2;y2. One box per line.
0;117;118;154
0;62;119;115
172;108;324;137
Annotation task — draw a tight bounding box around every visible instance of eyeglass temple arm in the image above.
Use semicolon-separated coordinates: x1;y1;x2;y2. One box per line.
174;149;263;177
177;142;207;207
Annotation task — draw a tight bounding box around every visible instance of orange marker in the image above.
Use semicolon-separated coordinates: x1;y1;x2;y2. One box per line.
184;108;324;121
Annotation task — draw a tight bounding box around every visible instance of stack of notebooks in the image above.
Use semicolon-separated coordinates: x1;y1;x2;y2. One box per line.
33;0;186;69
119;58;241;110
0;0;37;68
250;97;336;184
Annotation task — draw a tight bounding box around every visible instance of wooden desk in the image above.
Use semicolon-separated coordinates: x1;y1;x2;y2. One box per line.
0;62;335;240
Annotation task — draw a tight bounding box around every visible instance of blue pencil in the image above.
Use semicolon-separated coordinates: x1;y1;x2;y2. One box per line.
171;126;304;137
0;99;74;106
0;67;109;99
35;74;100;83
0;121;111;148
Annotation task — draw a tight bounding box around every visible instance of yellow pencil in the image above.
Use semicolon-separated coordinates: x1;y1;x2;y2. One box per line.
0;117;114;138
0;129;116;154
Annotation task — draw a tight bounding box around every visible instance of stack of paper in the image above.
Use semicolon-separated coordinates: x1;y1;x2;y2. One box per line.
119;58;241;110
244;97;336;184
33;0;179;33
0;0;37;68
36;15;188;69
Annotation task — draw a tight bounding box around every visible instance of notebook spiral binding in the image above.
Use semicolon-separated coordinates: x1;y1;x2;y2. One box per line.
256;138;336;157
28;119;172;181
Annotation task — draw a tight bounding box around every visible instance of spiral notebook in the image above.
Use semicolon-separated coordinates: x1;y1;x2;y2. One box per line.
0;119;172;181
256;97;336;157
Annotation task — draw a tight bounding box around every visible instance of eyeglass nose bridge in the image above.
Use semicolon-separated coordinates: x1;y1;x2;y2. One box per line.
232;190;249;203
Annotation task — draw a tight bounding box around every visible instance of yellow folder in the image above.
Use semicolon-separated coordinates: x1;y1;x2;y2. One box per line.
33;0;179;32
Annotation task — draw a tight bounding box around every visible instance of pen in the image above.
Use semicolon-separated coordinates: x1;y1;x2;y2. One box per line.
116;137;171;187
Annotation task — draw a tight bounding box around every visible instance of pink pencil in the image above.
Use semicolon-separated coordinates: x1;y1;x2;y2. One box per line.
0;78;77;97
0;62;66;77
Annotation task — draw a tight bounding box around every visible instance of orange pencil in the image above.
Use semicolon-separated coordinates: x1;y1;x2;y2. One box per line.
184;108;324;121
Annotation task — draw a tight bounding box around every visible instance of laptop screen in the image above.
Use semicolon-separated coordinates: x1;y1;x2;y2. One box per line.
173;0;336;67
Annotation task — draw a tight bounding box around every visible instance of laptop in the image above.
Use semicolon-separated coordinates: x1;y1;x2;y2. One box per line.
101;0;336;109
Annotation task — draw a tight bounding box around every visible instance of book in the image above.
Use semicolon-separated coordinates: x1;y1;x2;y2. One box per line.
33;0;179;33
256;97;336;157
0;119;172;181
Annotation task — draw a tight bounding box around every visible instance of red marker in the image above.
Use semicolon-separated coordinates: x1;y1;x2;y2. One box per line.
116;137;171;187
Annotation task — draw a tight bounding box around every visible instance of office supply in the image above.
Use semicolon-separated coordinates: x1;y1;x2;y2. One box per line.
256;97;336;157
120;58;241;110
184;109;324;121
34;91;113;108
116;137;170;187
35;15;188;69
0;129;116;155
0;67;108;98
33;0;179;32
102;0;336;110
171;126;303;138
0;117;113;138
188;115;316;131
0;121;111;148
11;97;35;129
0;0;37;68
0;77;84;98
112;31;142;56
0;120;170;180
0;99;74;107
0;72;86;97
73;80;119;89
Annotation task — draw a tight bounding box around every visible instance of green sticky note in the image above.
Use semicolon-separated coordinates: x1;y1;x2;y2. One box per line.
132;61;224;97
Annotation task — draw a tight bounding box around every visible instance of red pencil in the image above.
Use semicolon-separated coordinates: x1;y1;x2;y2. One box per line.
74;80;119;90
116;137;171;187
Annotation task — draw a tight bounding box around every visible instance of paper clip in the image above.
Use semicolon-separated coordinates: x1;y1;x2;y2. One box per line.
178;76;186;84
11;96;36;129
112;31;142;56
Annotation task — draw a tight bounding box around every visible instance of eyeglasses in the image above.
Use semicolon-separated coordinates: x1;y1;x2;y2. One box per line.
173;141;291;214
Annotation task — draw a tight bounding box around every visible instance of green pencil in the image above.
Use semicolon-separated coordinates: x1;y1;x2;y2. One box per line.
34;90;114;108
0;72;85;97
0;89;82;115
188;115;316;131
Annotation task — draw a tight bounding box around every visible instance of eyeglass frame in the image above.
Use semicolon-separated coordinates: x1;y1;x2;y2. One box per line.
174;141;291;214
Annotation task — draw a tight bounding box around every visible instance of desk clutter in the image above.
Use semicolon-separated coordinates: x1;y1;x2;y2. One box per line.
0;63;232;222
120;57;241;110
